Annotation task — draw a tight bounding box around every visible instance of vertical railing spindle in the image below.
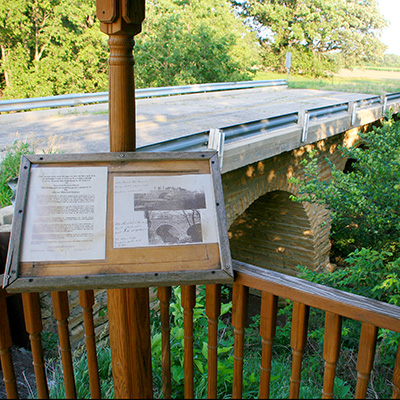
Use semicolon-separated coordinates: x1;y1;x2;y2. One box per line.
232;283;248;400
392;339;400;399
79;290;100;399
259;292;278;399
289;301;309;399
158;286;172;399
0;288;18;399
355;322;378;399
21;292;49;399
322;312;342;399
206;284;221;399
52;291;76;399
181;285;196;399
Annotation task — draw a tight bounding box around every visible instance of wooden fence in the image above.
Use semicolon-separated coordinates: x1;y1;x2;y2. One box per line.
1;260;400;399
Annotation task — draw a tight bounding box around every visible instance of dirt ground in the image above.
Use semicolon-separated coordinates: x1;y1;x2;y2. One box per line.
0;346;36;399
335;68;400;80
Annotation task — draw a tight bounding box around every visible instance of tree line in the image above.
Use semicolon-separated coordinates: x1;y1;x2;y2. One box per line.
0;0;389;99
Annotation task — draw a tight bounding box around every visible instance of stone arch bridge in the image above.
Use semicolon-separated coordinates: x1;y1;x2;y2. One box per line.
136;88;400;276
2;85;400;346
2;86;400;277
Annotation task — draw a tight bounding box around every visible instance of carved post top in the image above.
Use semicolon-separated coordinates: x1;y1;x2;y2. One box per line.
96;0;145;36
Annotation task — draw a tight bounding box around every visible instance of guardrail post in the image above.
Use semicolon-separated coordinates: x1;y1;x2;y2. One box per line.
349;101;357;126
298;110;309;143
381;95;387;115
208;128;225;169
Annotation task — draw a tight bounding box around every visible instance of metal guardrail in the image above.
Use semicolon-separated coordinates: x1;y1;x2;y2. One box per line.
0;80;287;113
138;92;400;154
2;82;398;167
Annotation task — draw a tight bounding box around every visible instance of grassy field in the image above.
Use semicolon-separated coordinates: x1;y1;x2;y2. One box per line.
254;68;400;95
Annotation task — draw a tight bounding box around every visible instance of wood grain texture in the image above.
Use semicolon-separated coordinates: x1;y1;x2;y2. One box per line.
206;284;221;398
181;285;196;399
232;283;248;399
79;290;101;399
7;151;232;292
289;302;309;399
355;323;378;399
392;341;400;399
51;291;76;399
107;289;132;399
259;292;278;399
322;312;342;399
126;288;153;399
157;286;172;399
21;292;49;399
0;286;18;399
233;260;400;332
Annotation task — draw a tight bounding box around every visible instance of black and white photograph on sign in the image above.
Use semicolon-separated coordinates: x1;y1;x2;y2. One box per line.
113;174;219;248
20;166;108;262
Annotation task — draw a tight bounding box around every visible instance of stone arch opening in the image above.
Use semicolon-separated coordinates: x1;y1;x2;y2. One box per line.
228;190;331;275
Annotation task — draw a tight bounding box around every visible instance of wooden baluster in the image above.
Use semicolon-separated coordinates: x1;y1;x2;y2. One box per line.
157;286;172;399
126;287;153;399
0;288;18;399
206;284;221;399
232;283;248;400
181;285;196;399
51;291;76;399
78;290;100;399
289;301;309;399
21;293;49;399
322;312;342;399
355;322;378;399
392;338;400;399
259;292;278;399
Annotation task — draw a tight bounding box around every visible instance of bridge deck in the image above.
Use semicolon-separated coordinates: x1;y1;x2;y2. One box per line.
0;87;375;154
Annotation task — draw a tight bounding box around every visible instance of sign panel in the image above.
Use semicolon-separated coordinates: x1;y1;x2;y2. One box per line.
20;167;108;262
3;152;233;292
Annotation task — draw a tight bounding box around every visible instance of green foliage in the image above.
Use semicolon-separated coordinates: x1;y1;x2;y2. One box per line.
151;285;235;398
234;0;387;76
290;116;400;256
134;0;260;88
47;346;114;399
1;0;260;98
0;138;62;207
298;248;400;306
0;0;108;99
0;140;34;207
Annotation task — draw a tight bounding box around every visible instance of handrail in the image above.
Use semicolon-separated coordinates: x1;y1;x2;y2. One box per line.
2;260;400;398
233;259;400;332
0;79;287;113
231;259;400;399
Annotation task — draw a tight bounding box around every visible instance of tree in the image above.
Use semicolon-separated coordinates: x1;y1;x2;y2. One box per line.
290;115;400;258
134;0;261;88
0;0;109;99
233;0;387;76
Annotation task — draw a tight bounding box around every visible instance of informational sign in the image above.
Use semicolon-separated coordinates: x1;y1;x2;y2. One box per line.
20;167;108;262
3;152;233;292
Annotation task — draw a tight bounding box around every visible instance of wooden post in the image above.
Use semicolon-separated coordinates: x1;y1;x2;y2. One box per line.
96;1;152;398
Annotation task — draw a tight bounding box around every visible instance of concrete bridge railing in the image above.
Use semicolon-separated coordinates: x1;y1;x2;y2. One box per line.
139;92;400;174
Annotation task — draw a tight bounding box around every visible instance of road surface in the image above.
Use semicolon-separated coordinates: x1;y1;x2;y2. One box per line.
0;86;374;155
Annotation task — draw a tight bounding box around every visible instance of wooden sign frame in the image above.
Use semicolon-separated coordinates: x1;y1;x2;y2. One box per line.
3;151;233;292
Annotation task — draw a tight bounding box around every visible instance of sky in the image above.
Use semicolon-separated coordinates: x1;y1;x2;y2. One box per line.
376;0;400;56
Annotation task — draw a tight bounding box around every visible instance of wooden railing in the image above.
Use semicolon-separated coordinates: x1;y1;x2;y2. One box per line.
1;259;400;399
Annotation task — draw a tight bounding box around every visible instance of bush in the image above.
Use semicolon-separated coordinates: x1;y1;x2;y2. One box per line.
290;115;400;257
0;140;34;207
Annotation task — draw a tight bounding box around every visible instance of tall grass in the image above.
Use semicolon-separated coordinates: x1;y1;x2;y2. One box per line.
254;70;400;95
